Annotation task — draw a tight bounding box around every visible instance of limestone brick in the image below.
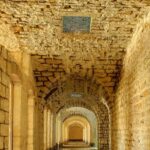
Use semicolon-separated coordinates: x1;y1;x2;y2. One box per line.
0;45;36;150
0;58;6;73
0;1;149;150
0;83;6;98
1;99;9;112
112;12;150;150
4;137;8;149
0;0;149;106
0;110;5;124
0;137;4;149
0;124;8;137
4;112;9;124
2;72;9;87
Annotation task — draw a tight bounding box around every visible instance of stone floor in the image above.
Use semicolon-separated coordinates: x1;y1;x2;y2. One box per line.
61;148;97;150
61;141;97;150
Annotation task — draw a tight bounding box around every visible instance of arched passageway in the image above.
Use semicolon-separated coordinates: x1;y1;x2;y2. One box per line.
68;124;84;141
42;77;110;150
0;1;150;150
63;116;90;143
58;107;98;146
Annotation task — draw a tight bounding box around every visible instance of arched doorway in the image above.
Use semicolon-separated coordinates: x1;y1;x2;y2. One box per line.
68;123;84;141
62;116;91;144
45;78;110;149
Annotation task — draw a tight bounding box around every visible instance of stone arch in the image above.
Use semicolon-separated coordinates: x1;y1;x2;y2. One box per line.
46;95;110;149
43;106;53;150
63;114;93;125
59;106;98;146
48;96;100;121
62;116;91;144
68;123;84;141
57;106;97;126
37;71;111;105
43;73;111;149
44;76;110;105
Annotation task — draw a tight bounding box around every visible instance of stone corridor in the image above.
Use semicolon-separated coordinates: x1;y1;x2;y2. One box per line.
0;0;150;150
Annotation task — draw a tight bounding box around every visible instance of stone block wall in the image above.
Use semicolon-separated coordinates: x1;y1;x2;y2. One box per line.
0;45;18;150
112;13;150;150
99;103;110;150
0;45;42;150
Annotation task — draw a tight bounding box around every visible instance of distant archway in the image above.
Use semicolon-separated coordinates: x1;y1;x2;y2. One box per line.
62;116;91;144
68;123;84;141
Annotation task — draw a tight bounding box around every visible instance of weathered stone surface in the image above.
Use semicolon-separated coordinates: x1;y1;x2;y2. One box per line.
112;13;150;150
0;124;8;136
0;110;5;124
0;137;4;149
0;1;149;150
0;1;149;107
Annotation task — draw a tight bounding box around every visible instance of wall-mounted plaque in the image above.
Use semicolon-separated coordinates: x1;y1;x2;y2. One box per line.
63;16;91;33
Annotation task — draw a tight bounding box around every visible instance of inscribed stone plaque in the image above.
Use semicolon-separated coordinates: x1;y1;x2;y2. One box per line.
63;16;91;33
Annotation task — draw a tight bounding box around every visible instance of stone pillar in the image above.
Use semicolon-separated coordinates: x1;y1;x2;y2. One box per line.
60;120;63;145
50;114;53;148
13;83;22;150
52;114;57;148
8;83;13;150
56;116;61;146
27;91;36;150
46;109;53;149
43;107;48;150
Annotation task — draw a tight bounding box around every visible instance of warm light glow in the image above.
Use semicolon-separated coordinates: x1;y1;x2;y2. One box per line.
62;116;91;144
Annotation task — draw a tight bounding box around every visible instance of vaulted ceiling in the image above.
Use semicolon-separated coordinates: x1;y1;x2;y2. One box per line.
0;0;149;107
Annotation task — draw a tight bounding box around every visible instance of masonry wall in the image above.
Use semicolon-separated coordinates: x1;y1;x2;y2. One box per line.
0;45;18;150
0;45;42;150
112;13;150;150
99;103;109;150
